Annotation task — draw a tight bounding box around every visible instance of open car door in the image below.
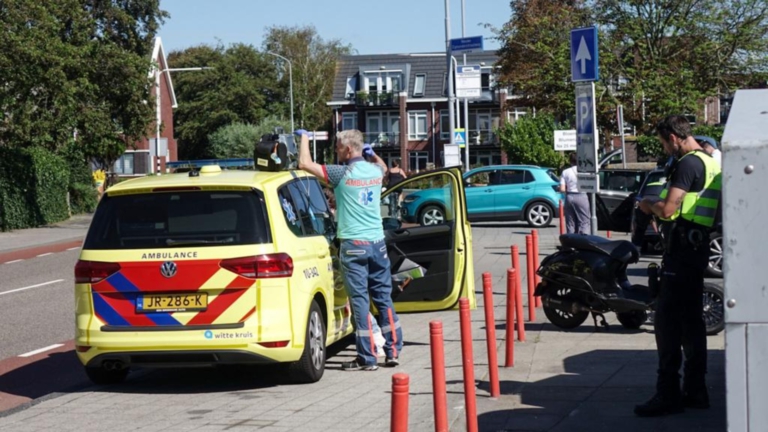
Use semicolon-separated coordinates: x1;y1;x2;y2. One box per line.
380;167;475;312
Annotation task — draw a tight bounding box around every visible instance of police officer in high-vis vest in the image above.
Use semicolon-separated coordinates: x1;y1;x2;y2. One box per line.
635;115;722;417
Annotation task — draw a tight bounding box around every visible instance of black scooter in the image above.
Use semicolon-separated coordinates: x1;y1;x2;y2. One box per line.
534;234;725;334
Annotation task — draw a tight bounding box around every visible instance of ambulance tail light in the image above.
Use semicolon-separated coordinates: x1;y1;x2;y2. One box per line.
75;260;121;284
220;254;293;279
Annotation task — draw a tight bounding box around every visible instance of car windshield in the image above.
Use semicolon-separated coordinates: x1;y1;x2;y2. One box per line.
84;190;270;249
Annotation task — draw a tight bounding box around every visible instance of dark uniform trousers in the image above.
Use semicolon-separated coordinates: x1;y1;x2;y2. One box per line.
655;240;709;396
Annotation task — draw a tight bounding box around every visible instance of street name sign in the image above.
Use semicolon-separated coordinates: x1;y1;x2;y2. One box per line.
450;36;484;54
309;131;328;140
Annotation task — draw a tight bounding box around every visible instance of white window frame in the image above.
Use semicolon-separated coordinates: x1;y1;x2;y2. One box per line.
408;110;428;140
409;151;429;172
367;111;399;133
363;71;404;94
508;107;529;122
342;113;357;131
413;74;426;97
345;76;357;99
440;110;450;140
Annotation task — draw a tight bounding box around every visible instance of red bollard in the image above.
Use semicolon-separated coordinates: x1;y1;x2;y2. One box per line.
512;246;525;342
429;321;449;432
526;235;536;322
532;230;542;308
510;245;515;269
559;200;565;235
391;373;410;432
482;273;501;398
459;298;479;432
505;269;516;367
607;230;612;238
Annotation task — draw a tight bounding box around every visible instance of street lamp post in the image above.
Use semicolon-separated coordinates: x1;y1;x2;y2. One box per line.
266;52;294;133
155;66;214;175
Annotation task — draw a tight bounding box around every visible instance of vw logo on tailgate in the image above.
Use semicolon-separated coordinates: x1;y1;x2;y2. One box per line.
160;261;178;278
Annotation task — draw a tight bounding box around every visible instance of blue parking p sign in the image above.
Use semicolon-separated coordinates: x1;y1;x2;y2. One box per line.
571;27;599;82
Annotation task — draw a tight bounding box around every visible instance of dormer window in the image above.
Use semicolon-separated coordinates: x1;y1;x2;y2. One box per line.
413;74;426;97
345;76;358;99
363;71;403;94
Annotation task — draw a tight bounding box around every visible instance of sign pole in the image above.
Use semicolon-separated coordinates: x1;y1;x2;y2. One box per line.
313;134;317;161
445;0;456;156
461;0;470;173
571;26;600;235
617;105;627;168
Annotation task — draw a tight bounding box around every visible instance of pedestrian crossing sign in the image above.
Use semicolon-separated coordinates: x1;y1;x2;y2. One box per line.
454;128;466;148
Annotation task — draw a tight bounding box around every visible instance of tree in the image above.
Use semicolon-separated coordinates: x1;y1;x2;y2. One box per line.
262;25;354;131
594;0;768;133
208;117;291;159
493;0;591;120
492;0;768;142
498;114;567;169
0;0;167;166
169;43;287;159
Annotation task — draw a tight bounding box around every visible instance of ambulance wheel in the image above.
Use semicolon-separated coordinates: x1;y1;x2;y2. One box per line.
84;365;129;385
288;300;326;383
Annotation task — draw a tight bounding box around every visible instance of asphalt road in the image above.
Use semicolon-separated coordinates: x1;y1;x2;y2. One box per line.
0;249;79;359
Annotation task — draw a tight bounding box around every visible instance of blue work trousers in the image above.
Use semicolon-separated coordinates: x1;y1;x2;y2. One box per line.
339;239;404;366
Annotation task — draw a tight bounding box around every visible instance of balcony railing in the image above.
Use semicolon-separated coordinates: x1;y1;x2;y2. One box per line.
364;132;400;147
467;130;498;145
355;91;398;107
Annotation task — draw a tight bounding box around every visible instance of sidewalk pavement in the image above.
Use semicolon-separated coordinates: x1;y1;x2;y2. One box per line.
0;222;725;432
0;214;92;253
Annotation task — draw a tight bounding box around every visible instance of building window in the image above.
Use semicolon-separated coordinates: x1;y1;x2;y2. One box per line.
345;76;357;99
113;153;135;175
409;151;429;172
363;72;403;94
408;111;428;140
366;111;400;146
413;74;426;97
342;113;357;131
440;110;450;140
508;107;529;125
469;150;502;167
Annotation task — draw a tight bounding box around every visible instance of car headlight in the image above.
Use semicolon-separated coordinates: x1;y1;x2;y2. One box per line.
403;195;418;203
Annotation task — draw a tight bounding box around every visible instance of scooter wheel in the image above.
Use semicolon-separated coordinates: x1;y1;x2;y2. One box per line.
616;310;648;330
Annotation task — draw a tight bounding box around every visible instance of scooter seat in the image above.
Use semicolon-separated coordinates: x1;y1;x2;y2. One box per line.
559;234;639;264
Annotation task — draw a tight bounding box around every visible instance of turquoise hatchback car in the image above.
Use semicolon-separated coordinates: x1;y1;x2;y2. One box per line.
401;165;564;227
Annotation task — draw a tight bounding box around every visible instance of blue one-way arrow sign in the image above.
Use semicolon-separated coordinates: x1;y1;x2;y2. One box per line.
570;27;599;82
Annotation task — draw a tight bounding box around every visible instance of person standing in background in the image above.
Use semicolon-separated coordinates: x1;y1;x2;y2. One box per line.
695;136;721;166
560;152;590;234
385;159;407;216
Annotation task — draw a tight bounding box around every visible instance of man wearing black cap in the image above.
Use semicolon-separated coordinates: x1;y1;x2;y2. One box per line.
695;136;721;166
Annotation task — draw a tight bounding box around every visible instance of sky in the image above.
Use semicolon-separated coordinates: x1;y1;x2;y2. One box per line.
158;0;511;55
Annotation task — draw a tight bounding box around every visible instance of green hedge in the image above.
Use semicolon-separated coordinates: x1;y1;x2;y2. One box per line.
0;147;70;231
62;143;98;215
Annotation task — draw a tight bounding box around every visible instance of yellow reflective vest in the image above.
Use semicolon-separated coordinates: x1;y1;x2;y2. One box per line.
658;151;721;228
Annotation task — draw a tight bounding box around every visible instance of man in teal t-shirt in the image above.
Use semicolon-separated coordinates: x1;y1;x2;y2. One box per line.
297;129;403;371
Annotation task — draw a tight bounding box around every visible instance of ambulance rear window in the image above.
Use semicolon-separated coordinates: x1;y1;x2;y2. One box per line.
84;190;271;249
